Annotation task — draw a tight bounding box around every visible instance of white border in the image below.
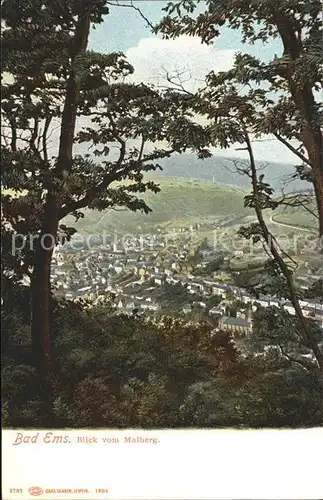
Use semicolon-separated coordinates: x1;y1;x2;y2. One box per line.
2;428;323;499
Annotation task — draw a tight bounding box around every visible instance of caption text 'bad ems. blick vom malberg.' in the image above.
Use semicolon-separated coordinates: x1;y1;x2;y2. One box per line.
12;432;160;445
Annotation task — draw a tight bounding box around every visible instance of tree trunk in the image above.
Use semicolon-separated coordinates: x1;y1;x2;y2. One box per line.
244;131;323;371
302;129;323;239
290;85;323;239
274;11;323;237
31;193;59;420
30;12;91;418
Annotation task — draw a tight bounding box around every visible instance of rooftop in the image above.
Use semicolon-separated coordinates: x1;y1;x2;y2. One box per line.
221;316;250;327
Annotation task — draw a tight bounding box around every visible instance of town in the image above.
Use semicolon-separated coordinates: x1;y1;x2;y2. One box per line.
51;224;323;344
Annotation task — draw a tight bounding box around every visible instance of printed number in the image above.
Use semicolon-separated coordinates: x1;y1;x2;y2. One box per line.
96;489;109;494
10;489;23;494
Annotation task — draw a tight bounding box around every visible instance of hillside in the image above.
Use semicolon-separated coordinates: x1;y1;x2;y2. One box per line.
152;153;311;194
65;178;250;235
273;203;318;231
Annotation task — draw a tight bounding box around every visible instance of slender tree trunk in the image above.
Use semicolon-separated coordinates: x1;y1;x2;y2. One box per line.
244;131;323;371
302;130;323;238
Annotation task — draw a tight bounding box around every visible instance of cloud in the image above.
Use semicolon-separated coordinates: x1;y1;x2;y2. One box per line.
2;34;298;165
125;36;298;164
126;35;236;92
210;137;298;165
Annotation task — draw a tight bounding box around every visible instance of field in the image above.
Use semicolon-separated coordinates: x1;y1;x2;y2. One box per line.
270;199;317;231
272;213;317;231
64;178;251;235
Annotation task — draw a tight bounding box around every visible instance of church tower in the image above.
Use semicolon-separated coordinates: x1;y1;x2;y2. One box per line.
247;308;253;336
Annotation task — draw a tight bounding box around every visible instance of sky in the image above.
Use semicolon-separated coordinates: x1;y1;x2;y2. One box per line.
1;1;298;165
86;1;300;165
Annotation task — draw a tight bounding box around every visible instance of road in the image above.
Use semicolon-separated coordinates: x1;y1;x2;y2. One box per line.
269;216;314;234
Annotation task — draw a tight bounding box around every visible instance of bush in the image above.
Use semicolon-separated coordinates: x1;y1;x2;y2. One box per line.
2;296;323;428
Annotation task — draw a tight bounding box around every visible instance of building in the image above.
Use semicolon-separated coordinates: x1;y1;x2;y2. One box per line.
193;301;206;308
209;306;224;316
211;284;230;298
219;313;252;338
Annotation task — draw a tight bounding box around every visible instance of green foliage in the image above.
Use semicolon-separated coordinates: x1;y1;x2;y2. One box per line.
154;282;198;315
248;305;323;371
2;297;323;428
183;368;323;428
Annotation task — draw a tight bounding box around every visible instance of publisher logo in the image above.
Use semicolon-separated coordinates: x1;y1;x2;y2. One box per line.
28;487;44;496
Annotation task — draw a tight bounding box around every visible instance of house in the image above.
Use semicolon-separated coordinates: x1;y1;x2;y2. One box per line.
218;301;229;314
193;301;206;308
211;284;230;298
132;265;139;275
283;302;296;315
236;309;248;319
148;303;160;312
219;313;252;337
241;294;253;304
76;285;92;296
138;268;147;279
192;282;204;292
182;304;192;314
209;306;223;316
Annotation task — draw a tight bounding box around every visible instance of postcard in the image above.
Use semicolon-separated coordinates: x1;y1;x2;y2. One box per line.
2;0;323;499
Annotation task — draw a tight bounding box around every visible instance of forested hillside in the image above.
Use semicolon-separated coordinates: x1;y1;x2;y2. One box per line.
150;153;311;194
64;178;249;234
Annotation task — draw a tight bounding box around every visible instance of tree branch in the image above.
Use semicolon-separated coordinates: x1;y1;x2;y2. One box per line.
107;0;155;30
138;136;145;162
273;132;312;166
42;115;52;164
59;115;127;218
244;129;323;371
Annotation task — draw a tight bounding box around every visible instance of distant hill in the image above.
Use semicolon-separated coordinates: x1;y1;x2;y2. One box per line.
150;153;311;194
65;178;251;235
